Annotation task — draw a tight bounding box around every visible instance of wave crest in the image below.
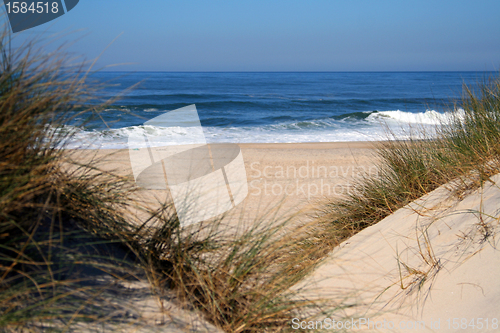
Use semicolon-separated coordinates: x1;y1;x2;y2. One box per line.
60;109;463;149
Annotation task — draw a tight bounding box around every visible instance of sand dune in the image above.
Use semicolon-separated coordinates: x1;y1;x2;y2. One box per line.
67;142;378;331
294;173;500;332
68;143;500;331
70;142;500;332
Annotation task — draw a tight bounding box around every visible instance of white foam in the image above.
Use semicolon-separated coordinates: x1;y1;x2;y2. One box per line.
59;109;465;149
60;125;417;149
366;109;460;125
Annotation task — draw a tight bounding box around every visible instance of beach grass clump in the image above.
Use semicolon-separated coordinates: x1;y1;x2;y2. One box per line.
0;28;145;331
0;26;327;332
136;205;327;333
442;77;500;171
321;73;500;245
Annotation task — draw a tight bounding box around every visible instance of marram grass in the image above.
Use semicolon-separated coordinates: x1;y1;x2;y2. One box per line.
0;26;329;333
3;21;499;332
320;72;500;248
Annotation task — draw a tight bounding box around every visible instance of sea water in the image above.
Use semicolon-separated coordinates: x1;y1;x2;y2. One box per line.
65;71;492;149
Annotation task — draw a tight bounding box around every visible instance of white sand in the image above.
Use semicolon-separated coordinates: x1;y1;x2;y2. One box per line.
69;142;378;231
294;174;500;332
69;143;500;331
67;142;379;331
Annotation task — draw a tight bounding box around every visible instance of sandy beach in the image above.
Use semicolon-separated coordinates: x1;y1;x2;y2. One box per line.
58;138;500;333
69;141;500;332
4;5;498;329
70;141;379;231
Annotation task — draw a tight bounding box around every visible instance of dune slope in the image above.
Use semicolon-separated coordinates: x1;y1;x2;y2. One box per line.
295;174;500;332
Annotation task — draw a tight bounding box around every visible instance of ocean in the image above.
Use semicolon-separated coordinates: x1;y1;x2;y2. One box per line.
67;71;492;149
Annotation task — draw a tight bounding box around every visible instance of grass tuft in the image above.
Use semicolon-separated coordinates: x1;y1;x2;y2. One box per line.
133;204;328;332
321;72;500;250
0;25;328;332
0;26;144;331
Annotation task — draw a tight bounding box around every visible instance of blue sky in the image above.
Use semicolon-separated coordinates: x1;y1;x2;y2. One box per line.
6;0;500;71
